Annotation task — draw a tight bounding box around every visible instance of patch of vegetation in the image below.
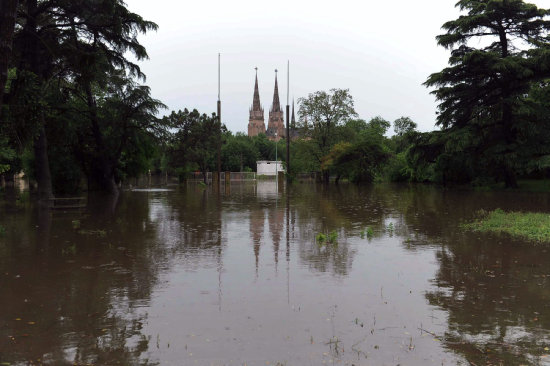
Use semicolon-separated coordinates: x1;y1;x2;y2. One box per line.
256;174;273;180
516;180;550;193
78;229;107;237
360;227;374;239
463;209;550;243
62;243;76;255
15;191;30;206
316;230;338;246
0;225;6;236
71;220;81;229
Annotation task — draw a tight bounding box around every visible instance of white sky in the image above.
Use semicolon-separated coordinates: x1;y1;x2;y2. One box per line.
126;0;549;133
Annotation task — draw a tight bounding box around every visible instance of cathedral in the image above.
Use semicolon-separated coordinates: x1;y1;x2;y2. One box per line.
248;69;295;141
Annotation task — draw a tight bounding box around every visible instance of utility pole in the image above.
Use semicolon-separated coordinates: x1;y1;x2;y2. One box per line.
286;60;290;183
217;53;221;187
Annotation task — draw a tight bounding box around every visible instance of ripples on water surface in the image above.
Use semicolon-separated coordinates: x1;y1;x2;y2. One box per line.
0;182;549;365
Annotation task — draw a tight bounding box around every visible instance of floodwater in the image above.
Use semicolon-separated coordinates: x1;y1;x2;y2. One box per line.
1;182;549;366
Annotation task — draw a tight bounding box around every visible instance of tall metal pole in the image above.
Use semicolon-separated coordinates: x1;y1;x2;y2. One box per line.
217;53;221;187
275;132;278;177
286;60;290;182
275;131;278;194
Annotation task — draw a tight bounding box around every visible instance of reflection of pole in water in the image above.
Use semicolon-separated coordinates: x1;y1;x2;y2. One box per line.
250;206;264;280
217;244;223;312
286;187;290;304
217;179;223;312
275;177;278;273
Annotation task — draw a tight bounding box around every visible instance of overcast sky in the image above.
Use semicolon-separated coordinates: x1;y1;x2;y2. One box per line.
126;0;548;134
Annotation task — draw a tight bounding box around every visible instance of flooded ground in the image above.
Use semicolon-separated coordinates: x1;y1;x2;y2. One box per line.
0;182;549;365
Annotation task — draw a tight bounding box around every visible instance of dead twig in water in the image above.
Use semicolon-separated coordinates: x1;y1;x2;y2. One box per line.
417;327;438;337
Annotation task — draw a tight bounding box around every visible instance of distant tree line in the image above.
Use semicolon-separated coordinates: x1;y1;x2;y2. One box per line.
2;0;550;196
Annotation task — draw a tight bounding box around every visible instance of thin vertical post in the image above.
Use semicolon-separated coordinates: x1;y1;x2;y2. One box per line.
275;132;278;176
286;60;290;182
217;53;221;187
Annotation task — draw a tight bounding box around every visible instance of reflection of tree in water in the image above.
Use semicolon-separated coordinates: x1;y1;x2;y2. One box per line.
0;193;169;366
288;184;391;276
148;186;223;270
427;242;550;365
395;187;550;365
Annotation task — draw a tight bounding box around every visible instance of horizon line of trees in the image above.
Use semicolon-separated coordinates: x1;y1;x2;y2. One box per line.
3;0;550;197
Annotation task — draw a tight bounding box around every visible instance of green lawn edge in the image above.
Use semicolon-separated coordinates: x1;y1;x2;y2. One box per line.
462;209;550;244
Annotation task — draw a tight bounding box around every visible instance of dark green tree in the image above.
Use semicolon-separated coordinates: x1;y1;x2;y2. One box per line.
78;74;165;192
425;0;550;187
6;0;158;196
169;109;225;184
393;116;417;137
298;89;357;183
323;119;392;183
0;0;19;114
221;132;258;172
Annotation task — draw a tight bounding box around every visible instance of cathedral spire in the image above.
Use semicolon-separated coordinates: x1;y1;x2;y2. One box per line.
252;67;261;111
271;69;281;113
249;68;265;137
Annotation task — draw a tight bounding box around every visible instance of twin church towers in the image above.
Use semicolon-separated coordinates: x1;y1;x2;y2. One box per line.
248;68;295;141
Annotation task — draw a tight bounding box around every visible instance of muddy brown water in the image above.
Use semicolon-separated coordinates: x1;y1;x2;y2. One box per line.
0;182;549;365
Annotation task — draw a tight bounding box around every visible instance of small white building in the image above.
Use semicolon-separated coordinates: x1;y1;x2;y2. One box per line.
257;160;285;176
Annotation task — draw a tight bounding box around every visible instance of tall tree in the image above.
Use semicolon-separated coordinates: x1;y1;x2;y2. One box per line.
425;0;550;187
393;116;417;137
298;89;357;183
169;109;225;184
8;0;158;196
75;73;165;192
0;0;19;114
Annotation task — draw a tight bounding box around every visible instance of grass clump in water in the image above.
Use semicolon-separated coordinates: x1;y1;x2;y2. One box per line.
464;208;550;243
360;227;374;239
317;230;338;245
0;225;5;236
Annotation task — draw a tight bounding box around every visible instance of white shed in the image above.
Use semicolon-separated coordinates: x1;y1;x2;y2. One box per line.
257;160;285;176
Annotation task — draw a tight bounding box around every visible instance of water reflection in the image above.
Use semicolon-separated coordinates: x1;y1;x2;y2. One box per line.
0;192;160;365
393;187;550;365
1;183;550;365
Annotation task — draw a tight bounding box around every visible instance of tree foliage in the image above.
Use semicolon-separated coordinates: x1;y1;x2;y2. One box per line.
167;109;225;183
0;0;161;195
424;0;550;187
297;89;357;182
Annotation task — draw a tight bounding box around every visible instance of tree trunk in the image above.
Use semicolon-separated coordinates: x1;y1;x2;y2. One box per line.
90;165;118;193
34;123;53;201
0;0;19;115
21;0;54;200
323;170;330;184
498;25;518;189
85;82;118;194
504;165;518;189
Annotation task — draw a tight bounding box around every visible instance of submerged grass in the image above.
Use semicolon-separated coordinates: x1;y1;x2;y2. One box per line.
360;227;374;239
317;230;338;246
464;208;550;243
